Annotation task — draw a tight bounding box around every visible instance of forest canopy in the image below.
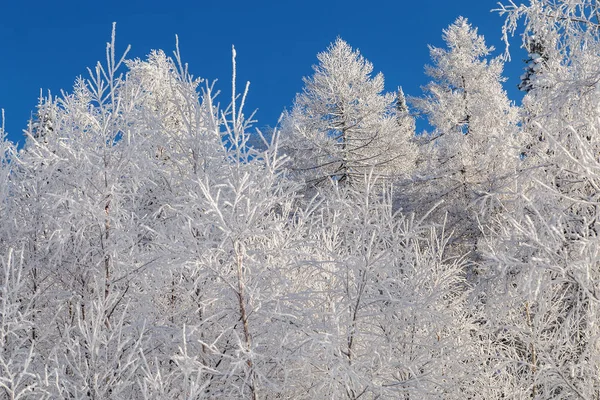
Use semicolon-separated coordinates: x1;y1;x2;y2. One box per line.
2;1;600;398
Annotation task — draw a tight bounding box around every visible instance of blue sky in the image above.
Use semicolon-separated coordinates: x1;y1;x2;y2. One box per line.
0;0;526;145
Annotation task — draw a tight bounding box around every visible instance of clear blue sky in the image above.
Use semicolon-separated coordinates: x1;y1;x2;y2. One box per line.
0;0;525;145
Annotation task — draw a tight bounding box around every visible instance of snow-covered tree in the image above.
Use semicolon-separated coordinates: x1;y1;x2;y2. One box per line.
475;2;600;398
410;17;519;258
0;247;49;400
281;38;417;190
518;34;548;93
308;180;477;399
28;92;59;143
0;120;14;245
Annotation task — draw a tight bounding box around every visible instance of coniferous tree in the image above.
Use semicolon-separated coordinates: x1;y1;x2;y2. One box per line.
518;34;548;93
410;17;519;258
281;38;417;190
28;92;59;144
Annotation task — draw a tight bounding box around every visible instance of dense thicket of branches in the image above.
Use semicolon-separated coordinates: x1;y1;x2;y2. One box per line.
1;2;600;398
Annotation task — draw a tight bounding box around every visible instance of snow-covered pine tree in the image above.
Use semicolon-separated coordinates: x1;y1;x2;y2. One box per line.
395;86;414;131
410;17;519;259
281;38;416;190
518;34;548;93
28;92;59;144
